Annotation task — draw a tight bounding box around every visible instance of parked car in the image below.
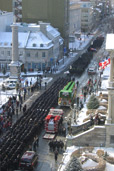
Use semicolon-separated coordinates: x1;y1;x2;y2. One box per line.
5;83;16;90
88;66;97;75
19;151;38;170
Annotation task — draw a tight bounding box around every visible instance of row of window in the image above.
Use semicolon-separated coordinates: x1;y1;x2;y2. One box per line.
0;51;46;58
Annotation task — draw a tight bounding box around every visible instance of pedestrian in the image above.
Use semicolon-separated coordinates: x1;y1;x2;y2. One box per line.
28;145;32;151
19;103;22;112
76;97;79;107
16;100;19;108
33;140;36;151
35;136;39;146
62;127;66;137
45;82;47;90
54;149;58;162
84;91;87;102
19;95;23;104
24;92;26;101
52;140;56;152
76;81;79;88
90;115;94;126
56;140;60;152
48;140;52;151
60;140;64;152
16;108;18;117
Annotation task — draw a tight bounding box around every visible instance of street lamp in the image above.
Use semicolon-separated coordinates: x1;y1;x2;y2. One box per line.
37;68;39;90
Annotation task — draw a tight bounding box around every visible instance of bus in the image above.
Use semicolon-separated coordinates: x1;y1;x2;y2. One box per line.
58;81;76;107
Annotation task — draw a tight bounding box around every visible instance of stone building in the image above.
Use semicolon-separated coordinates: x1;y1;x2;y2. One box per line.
0;22;63;72
0;0;69;50
105;34;114;147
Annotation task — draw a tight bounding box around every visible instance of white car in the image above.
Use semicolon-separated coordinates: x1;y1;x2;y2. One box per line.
5;83;16;90
88;66;97;75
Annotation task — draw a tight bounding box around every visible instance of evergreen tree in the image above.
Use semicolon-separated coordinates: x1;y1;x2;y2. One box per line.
87;94;99;109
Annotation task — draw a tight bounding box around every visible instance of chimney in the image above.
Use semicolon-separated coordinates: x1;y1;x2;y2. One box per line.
39;21;50;35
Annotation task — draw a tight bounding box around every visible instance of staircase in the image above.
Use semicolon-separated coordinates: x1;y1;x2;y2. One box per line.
67;125;106;147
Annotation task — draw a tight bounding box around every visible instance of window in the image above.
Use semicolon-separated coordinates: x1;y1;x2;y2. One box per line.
27;52;30;57
110;135;114;144
19;51;23;56
1;51;4;56
35;52;38;57
7;51;10;56
42;52;45;58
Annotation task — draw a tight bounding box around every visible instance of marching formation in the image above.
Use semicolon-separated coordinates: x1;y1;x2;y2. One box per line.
0;77;70;171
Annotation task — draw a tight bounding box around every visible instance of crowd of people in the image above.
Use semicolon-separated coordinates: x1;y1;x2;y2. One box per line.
48;139;64;153
0;93;27;136
48;139;65;162
0;77;70;171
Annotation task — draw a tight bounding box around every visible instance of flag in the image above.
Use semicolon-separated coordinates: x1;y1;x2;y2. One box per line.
99;57;110;70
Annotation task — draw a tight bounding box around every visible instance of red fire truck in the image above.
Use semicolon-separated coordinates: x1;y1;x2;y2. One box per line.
43;108;64;139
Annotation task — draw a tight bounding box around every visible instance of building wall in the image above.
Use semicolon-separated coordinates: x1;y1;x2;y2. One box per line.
0;12;13;31
0;0;12;12
80;1;93;32
69;2;81;35
0;46;54;71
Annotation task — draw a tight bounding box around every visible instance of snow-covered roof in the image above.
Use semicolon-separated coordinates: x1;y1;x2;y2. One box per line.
0;32;29;48
47;25;60;38
0;31;54;49
106;34;114;50
26;32;53;49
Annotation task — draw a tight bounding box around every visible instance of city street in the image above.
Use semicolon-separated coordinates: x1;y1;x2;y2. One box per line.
0;18;109;171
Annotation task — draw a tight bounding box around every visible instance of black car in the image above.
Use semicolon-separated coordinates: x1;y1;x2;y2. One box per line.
19;151;38;170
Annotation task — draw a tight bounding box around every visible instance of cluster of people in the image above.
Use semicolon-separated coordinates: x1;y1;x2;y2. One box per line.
58;125;66;137
0;77;70;171
81;78;98;102
94;113;101;125
0;91;28;135
48;139;64;152
48;139;64;162
0;96;17;135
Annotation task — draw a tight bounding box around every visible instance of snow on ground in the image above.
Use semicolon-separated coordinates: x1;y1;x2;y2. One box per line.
69;35;93;50
106;162;114;171
82;159;98;168
59;146;114;171
0;75;53;108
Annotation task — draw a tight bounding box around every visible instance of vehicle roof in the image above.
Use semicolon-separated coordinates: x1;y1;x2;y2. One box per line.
21;151;35;160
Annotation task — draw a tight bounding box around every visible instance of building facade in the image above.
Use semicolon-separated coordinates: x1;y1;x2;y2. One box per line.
0;10;13;31
80;0;93;33
69;1;81;35
0;22;63;72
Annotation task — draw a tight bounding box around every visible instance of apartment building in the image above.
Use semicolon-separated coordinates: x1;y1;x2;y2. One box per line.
69;1;81;35
80;0;93;33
